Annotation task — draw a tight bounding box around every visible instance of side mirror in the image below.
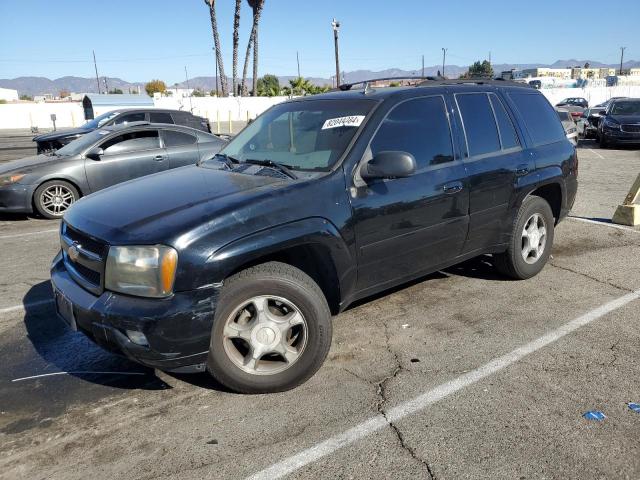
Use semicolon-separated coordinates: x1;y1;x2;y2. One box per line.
361;151;416;181
86;146;104;160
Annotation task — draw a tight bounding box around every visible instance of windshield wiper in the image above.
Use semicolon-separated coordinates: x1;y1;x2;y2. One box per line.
207;153;240;169
243;159;298;179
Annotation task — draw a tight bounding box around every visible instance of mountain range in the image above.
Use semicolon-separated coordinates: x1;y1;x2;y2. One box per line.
2;59;638;96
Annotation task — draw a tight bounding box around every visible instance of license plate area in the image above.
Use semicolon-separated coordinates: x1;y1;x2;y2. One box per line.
55;289;77;331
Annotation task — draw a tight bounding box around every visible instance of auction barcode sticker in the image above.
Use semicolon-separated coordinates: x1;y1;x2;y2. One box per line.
322;115;365;130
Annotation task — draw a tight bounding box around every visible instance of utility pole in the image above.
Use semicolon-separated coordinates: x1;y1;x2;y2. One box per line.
92;50;101;94
185;66;193;112
422;55;425;77
332;18;341;88
620;47;626;75
297;51;301;79
442;48;448;78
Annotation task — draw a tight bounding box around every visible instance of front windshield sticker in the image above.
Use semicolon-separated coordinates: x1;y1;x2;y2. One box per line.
321;115;365;130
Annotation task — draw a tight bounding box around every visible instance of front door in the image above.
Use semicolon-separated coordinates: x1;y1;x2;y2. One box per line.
84;129;168;192
349;95;469;294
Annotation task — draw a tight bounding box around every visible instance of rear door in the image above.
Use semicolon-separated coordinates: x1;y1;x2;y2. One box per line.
160;128;201;168
84;129;168;192
454;91;530;253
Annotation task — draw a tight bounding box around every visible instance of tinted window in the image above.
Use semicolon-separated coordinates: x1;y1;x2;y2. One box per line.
149;112;174;124
370;96;454;168
100;130;160;155
490;95;520;149
509;93;566;145
456;93;501;157
114;112;146;125
163;130;197;147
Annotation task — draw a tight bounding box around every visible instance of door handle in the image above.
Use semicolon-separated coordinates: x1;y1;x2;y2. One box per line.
443;182;463;194
154;155;166;161
515;164;529;176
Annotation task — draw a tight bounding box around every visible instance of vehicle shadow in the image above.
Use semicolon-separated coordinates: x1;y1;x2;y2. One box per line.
0;212;33;222
22;281;171;390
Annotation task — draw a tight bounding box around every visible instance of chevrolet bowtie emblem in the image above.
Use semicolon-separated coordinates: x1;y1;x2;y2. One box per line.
68;243;81;262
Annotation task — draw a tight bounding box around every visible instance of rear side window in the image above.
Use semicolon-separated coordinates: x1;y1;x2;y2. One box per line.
508;93;566;146
370;96;454;169
490;95;520;149
456;93;501;157
114;112;146;125
163;129;197;147
149;112;174;124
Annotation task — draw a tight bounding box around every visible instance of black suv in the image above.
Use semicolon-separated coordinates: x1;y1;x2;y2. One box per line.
51;80;578;393
34;108;211;153
597;98;640;147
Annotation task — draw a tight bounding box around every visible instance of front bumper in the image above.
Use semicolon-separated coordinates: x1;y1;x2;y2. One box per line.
50;252;220;371
602;129;640;144
0;184;34;213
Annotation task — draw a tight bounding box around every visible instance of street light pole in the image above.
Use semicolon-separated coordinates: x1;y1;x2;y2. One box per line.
332;18;341;88
620;47;626;75
92;50;101;94
442;48;448;78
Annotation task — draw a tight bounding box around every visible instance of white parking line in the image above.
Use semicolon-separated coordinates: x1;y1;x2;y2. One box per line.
12;371;148;382
0;228;59;240
0;299;53;316
569;216;640;233
246;289;640;480
588;148;605;160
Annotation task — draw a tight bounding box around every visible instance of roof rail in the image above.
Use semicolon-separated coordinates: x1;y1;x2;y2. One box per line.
416;77;533;88
338;76;438;92
115;120;152;128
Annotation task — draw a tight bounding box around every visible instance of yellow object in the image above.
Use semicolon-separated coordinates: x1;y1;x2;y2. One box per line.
216;111;221;134
229;111;233;134
612;174;640;226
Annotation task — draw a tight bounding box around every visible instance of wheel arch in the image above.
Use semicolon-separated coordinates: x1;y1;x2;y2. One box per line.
528;182;563;224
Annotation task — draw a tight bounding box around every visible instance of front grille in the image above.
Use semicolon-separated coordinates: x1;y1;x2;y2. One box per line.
621;124;640;133
61;222;108;294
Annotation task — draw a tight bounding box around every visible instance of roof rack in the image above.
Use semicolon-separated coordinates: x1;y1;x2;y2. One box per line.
338;76;438;92
416;78;532;88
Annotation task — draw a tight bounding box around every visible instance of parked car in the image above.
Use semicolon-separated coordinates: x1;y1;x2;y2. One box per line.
577;107;605;139
595;96;626;108
555;98;587;120
33;109;212;153
51;80;577;393
598;98;640;148
557;109;578;145
0;122;226;218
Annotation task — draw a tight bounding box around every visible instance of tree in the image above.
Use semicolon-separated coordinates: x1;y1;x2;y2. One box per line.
108;88;123;94
192;88;206;97
204;0;228;96
232;0;242;96
19;94;33;101
256;74;280;96
241;0;265;96
460;60;494;79
59;89;70;99
145;80;167;96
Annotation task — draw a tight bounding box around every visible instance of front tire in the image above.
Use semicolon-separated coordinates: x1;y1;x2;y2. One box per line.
33;180;79;219
207;262;332;394
494;195;555;280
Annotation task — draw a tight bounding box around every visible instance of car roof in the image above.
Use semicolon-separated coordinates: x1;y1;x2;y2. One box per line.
97;122;202;134
110;107;196;115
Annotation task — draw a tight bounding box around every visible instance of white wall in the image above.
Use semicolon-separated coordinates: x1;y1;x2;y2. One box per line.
0;87;19;102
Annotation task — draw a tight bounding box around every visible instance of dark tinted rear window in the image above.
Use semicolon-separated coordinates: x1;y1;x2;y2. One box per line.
509;93;566;145
149;112;174;124
456;93;501;157
490;94;520;149
163;129;197;147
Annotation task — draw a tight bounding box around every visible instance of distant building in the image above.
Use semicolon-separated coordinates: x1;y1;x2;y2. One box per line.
521;68;572;79
34;94;54;102
621;68;640;77
570;67;615;79
0;87;19;102
501;69;520;80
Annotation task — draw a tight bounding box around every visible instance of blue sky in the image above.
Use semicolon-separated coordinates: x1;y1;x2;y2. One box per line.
0;0;637;83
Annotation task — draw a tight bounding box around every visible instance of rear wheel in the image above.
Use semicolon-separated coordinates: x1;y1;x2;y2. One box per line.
494;195;555;280
33;180;79;219
207;262;332;393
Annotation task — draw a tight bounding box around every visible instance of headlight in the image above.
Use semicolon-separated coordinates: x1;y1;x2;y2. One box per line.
603;118;621;130
0;173;25;186
105;245;178;298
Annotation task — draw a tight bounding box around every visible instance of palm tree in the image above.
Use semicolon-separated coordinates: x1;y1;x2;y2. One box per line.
232;0;241;96
241;0;265;96
204;0;228;96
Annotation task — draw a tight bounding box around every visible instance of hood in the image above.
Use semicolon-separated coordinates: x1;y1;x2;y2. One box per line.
607;114;640;124
0;153;71;176
64;165;290;244
33;127;92;142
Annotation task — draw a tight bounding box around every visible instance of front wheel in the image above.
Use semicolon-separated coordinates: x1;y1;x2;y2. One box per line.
494;195;555;280
33;180;79;219
207;262;332;394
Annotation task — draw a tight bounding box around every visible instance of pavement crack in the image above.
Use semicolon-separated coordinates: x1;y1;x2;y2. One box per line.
608;340;620;367
549;262;632;293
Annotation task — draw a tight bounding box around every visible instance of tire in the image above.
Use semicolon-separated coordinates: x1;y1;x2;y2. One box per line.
33;180;80;219
207;261;332;394
494;195;555;280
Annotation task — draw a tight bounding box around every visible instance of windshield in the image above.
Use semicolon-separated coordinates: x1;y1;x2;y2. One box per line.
56;129;110;156
610;101;640;116
82;111;119;129
209;99;376;171
557;111;571;121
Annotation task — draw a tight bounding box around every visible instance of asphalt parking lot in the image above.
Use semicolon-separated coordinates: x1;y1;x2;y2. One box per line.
0;140;639;479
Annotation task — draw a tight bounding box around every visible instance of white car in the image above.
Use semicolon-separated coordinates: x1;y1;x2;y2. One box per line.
557;109;578;145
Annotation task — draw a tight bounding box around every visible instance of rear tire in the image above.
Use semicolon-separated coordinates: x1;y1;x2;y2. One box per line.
207;262;332;394
33;180;79;219
494;195;555;280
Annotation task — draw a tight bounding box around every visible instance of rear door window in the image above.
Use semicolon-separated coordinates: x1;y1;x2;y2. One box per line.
489;94;520;149
455;93;501;157
149;112;174;124
162;129;197;147
508;92;566;146
370;96;454;169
